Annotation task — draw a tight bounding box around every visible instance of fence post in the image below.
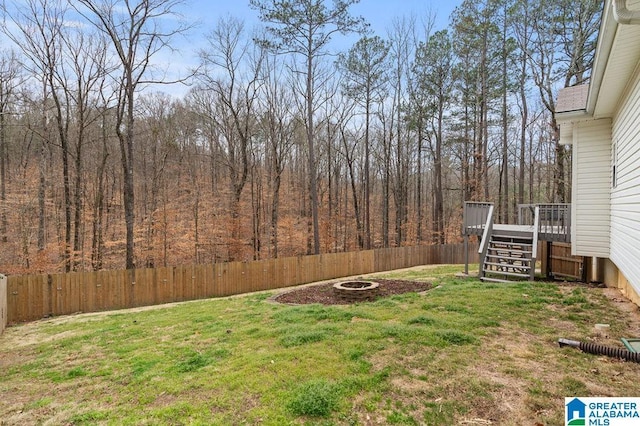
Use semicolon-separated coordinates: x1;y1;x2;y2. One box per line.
0;274;6;335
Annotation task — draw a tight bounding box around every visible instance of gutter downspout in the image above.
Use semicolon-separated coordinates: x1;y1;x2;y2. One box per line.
612;0;640;25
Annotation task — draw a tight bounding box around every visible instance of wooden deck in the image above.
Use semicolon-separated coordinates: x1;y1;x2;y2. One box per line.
494;224;533;233
463;202;571;243
495;224;570;240
463;202;575;281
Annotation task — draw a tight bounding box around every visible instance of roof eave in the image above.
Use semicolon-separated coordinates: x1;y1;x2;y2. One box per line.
555;109;591;124
586;1;618;115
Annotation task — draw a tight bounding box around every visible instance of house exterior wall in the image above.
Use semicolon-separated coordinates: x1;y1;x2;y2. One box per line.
571;118;611;258
609;68;640;300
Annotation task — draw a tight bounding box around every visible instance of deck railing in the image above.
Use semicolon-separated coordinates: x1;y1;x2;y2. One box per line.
463;202;494;236
518;203;571;243
463;201;570;274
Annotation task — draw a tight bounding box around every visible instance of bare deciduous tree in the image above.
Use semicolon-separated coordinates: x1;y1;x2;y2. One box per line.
73;0;191;269
257;53;295;258
195;16;263;260
338;35;389;249
0;50;22;244
413;29;454;244
250;0;367;254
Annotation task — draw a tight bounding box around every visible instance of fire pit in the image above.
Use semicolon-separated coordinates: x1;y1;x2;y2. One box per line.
332;280;380;303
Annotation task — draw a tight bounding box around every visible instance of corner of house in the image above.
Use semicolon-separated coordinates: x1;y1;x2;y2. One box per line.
603;258;640;307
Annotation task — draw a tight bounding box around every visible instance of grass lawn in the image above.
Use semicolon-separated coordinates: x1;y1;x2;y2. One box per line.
2;264;640;425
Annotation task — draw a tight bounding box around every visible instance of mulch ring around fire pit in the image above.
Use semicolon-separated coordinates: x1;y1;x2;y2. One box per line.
272;279;433;305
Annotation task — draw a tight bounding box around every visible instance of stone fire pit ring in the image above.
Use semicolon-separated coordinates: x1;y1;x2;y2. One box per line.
332;280;380;303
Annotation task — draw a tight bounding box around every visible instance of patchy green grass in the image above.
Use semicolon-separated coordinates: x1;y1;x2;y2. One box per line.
287;379;342;417
1;264;640;425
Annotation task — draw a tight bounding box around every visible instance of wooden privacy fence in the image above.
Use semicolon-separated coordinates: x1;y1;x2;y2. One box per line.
4;243;478;326
548;242;584;281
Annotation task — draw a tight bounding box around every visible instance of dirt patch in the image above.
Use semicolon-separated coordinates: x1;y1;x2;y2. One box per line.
463;328;551;425
272;279;433;305
601;287;640;334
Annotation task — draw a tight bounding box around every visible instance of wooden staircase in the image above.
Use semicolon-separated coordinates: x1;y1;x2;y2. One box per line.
464;202;571;281
480;231;535;282
471;203;540;283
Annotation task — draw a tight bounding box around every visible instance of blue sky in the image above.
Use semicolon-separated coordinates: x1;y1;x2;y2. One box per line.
180;0;461;36
3;0;463;97
162;0;463;96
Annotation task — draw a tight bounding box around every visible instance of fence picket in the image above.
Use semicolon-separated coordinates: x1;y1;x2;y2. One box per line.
3;243;478;326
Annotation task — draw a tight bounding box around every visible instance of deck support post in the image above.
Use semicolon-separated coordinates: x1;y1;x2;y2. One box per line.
546;241;552;279
464;234;469;275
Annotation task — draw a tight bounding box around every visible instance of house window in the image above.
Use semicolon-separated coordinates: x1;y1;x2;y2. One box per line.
612;140;618;188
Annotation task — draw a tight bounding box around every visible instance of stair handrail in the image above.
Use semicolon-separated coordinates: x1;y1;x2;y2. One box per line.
530;206;540;280
477;205;494;278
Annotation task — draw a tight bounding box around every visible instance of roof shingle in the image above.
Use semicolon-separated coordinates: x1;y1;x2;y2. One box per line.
556;84;589;113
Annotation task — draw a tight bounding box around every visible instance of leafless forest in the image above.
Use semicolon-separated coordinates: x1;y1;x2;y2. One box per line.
0;0;600;274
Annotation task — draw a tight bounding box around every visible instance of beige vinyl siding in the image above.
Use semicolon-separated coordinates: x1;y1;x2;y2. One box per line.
571;118;611;257
611;68;640;296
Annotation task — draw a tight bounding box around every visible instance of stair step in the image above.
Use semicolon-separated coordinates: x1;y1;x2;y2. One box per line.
491;234;534;242
484;267;530;275
487;250;531;260
486;253;531;260
484;259;531;268
480;277;512;283
490;241;533;248
490;249;532;255
485;260;531;268
484;263;531;272
491;238;532;243
490;239;532;244
485;256;532;263
483;269;531;278
479;226;538;282
487;255;532;262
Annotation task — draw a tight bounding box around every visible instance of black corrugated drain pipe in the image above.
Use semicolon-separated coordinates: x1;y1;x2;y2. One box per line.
558;338;640;363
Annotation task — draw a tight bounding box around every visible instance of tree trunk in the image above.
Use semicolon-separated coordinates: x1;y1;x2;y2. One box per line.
500;12;509;223
306;49;320;255
434;103;445;245
121;79;136;270
91;117;109;270
270;160;281;258
382;128;390;248
250;162;261;260
73;98;86;269
518;69;528;207
0;106;6;243
38;90;47;252
463;101;472;202
342;130;364;249
554;120;567;203
364;91;371;250
416;117;423;243
49;80;72;272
